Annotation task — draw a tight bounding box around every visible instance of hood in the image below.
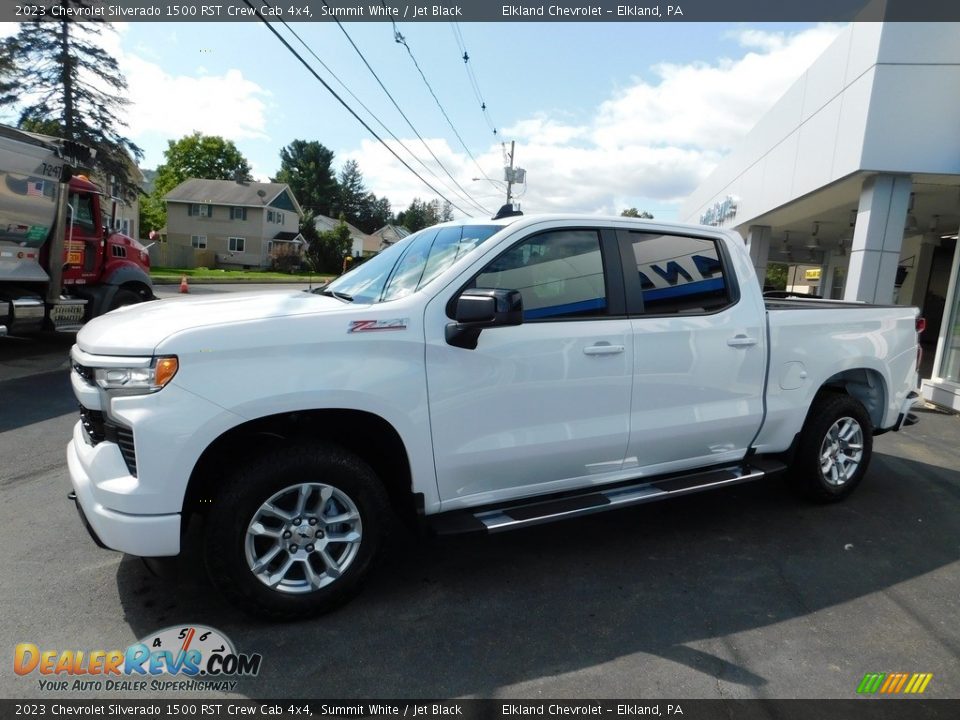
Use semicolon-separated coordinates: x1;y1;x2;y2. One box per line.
77;290;348;355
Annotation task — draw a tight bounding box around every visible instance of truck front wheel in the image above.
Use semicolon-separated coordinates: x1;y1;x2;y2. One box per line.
792;392;873;502
203;444;389;619
108;288;144;311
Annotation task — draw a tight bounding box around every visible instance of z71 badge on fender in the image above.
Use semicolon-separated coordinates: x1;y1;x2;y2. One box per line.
348;319;408;333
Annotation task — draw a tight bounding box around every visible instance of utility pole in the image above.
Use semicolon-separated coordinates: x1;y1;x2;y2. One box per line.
504;140;515;206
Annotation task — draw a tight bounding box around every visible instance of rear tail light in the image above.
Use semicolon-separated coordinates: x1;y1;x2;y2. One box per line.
916;317;926;334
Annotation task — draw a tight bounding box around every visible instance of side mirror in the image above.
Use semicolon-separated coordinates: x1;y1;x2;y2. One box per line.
445;288;523;349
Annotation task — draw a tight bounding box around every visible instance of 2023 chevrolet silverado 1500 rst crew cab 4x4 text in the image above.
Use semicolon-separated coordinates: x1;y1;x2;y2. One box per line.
66;215;922;618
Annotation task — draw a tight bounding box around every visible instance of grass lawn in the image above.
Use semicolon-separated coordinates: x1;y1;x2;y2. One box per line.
151;266;333;282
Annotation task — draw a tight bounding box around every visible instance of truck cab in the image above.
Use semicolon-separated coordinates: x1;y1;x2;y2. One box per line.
57;175;153;319
0;123;153;335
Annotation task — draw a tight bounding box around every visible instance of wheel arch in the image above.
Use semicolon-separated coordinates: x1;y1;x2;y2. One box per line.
184;409;416;523
818;367;887;429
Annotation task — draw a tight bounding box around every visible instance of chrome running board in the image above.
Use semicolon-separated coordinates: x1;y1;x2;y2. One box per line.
429;458;787;535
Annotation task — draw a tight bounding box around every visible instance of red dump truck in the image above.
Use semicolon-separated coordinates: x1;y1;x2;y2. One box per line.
0;123;152;336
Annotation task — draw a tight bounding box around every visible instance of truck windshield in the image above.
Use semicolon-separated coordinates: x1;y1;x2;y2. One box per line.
324;224;501;304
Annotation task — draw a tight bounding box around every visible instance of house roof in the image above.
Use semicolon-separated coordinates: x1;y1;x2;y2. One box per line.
372;224;411;245
273;231;304;244
313;214;369;241
165;178;303;215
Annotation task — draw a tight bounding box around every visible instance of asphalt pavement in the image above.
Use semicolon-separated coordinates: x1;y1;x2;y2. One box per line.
1;310;959;701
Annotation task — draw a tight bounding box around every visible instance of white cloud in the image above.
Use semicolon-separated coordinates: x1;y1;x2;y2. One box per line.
349;24;845;219
110;23;268;149
122;59;269;142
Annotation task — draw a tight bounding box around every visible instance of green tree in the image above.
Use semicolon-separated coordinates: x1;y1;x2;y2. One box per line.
153;132;252;197
272;139;338;217
0;38;16;108
356;193;392;234
438;200;454;223
333;159;367;225
621;208;654;218
303;212;352;274
764;263;789;291
142;132;253;232
0;7;142;193
138;194;166;237
397;197;450;233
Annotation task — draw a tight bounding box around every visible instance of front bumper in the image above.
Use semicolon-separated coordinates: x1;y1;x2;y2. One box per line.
67;424;181;557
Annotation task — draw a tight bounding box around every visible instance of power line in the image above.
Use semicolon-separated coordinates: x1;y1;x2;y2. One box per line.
270;15;490;216
318;0;490;215
384;12;501;194
450;23;497;137
243;0;475;216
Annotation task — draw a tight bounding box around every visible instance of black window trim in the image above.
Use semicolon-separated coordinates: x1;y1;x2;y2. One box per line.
617;229;741;318
445;225;627;323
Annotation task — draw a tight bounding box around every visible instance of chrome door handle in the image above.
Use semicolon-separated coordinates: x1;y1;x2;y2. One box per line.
727;335;758;347
584;343;625;355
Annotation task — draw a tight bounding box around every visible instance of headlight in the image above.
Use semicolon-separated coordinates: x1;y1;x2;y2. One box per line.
94;356;178;393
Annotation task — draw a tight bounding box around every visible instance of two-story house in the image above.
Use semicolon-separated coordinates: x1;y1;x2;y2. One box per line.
164;178;304;269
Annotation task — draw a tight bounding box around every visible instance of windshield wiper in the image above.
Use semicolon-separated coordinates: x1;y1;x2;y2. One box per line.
320;289;354;303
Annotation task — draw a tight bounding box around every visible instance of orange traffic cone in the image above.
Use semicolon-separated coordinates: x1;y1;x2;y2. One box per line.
179;275;189;294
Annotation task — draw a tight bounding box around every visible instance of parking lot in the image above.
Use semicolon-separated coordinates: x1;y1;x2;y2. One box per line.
2;314;959;701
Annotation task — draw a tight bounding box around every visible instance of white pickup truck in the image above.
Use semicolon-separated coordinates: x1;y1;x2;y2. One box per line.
67;215;922;618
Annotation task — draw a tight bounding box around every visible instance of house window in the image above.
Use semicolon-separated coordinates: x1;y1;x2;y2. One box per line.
230;206;247;220
267;210;284;224
188;204;211;217
228;237;245;253
191;235;207;249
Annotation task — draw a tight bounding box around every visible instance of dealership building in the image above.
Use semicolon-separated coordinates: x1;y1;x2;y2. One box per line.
681;21;960;411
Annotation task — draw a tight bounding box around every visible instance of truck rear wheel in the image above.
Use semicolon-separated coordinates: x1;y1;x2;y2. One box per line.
108;288;143;311
792;392;873;502
203;444;389;619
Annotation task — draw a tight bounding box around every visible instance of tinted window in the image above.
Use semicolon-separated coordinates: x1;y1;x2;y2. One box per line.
325;224;499;304
623;232;730;314
475;230;607;320
381;225;500;302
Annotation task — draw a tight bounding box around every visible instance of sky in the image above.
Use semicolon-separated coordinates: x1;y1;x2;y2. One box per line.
0;19;845;221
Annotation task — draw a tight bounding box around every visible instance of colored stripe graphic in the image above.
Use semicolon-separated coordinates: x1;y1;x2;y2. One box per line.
857;673;886;694
857;672;932;694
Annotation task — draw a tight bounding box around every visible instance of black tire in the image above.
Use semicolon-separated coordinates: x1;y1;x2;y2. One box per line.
108;288;143;311
203;444;390;619
792;392;873;503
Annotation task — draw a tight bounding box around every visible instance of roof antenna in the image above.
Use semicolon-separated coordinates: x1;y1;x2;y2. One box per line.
493;203;522;220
